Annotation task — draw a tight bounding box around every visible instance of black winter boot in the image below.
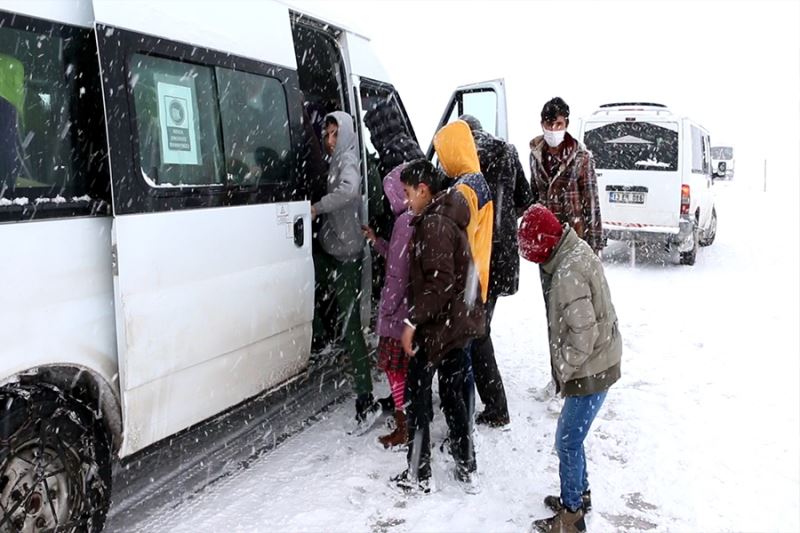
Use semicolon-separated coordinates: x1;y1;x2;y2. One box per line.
475;409;510;428
390;468;431;494
377;394;395;412
352;393;381;435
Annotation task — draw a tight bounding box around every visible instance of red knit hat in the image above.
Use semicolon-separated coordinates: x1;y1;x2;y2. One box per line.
518;204;564;263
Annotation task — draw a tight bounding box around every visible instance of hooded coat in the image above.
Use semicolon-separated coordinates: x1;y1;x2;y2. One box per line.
433;120;494;303
540;226;622;396
409;188;485;366
529;132;604;252
312;111;364;261
374;164;414;339
471;128;534;297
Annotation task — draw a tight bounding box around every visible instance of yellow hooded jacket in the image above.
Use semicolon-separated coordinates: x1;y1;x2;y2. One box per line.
434;120;494;303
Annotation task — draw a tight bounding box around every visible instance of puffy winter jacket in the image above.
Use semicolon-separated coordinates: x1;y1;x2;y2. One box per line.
472;128;534;297
374;165;414;339
433;120;494;303
363;100;424;176
540;227;622;396
409;188;485;366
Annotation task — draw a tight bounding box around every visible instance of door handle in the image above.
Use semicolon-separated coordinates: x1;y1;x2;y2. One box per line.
293;216;304;247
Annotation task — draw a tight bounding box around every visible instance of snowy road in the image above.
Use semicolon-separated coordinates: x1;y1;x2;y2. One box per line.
106;181;800;533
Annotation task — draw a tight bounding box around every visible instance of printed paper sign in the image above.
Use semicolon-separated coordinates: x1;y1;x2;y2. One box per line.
157;81;200;165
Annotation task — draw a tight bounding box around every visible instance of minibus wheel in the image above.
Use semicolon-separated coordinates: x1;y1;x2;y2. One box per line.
0;384;112;533
679;227;698;265
699;208;717;247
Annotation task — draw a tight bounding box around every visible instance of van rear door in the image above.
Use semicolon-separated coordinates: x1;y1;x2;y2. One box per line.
427;78;508;158
582;119;682;232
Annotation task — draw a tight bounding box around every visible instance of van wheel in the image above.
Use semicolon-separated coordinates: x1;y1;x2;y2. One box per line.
679;227;698;265
0;384;112;533
699;207;717;246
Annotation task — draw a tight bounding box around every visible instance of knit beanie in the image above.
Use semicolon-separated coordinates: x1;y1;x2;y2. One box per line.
518;204;564;263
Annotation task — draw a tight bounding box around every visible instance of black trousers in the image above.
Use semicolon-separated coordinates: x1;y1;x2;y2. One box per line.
406;346;476;479
470;296;509;418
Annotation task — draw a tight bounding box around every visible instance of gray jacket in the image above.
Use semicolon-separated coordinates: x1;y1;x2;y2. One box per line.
541;227;622;396
312;111;364;261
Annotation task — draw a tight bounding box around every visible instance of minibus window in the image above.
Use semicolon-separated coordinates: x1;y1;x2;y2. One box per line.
129;54;225;187
0;21;108;215
584;121;679;172
690;126;705;174
461;90;497;136
216;68;292;186
711;146;733;159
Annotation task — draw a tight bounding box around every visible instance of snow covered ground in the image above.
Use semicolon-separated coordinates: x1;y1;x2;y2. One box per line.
117;179;800;532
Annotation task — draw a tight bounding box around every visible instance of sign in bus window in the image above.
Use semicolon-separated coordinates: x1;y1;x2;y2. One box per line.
157;81;200;165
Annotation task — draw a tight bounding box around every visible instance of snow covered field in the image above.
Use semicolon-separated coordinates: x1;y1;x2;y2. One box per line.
118;180;800;532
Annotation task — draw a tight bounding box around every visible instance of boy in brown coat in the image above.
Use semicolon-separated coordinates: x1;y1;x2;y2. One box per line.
392;159;485;493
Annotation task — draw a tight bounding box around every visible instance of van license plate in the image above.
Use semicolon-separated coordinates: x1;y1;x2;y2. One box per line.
609;191;646;204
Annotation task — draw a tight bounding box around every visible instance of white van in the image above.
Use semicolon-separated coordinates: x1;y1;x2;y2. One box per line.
0;1;509;530
579;103;718;265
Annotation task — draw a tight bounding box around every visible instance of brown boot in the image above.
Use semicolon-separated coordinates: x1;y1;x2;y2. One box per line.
532;507;586;533
378;411;407;449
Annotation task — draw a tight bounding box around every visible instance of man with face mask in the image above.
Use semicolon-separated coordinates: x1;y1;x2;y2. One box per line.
529;97;604;254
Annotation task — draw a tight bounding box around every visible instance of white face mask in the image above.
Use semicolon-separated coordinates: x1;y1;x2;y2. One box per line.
543;128;566;148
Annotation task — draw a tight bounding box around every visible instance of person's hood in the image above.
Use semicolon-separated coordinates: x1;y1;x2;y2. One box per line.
383;163;409;216
433;120;481;178
412;187;470;230
324;111;357;162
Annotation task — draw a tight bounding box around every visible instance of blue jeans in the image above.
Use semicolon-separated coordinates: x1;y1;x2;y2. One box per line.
556;391;607;511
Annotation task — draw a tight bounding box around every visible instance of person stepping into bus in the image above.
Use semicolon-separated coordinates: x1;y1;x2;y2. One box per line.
311;111;380;431
362;164;415;449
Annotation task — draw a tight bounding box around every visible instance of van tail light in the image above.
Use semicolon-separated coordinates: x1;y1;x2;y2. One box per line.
680;184;691;215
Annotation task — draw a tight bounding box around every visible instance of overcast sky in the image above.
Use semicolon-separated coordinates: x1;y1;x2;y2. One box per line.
289;0;799;190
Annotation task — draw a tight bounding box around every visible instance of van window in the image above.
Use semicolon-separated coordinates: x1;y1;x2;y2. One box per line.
217;69;291;185
584;121;678;172
690;126;705;174
700;134;710;174
0;18;109;219
461;90;497;135
130;54;225;187
129;54;293;188
711;146;733;159
438;89;497;135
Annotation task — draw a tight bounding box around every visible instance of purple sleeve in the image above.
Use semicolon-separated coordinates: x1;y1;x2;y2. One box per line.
381;214;414;320
374;237;389;258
